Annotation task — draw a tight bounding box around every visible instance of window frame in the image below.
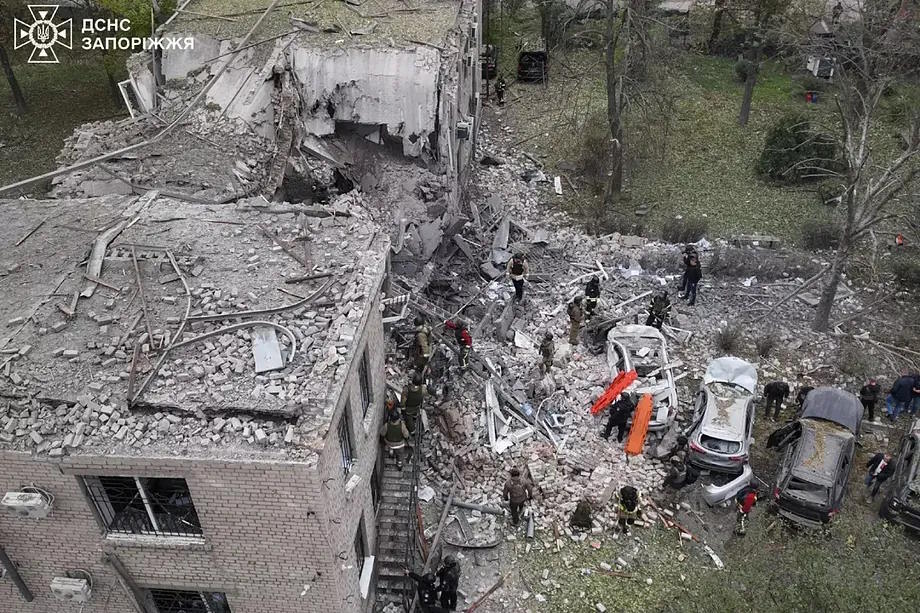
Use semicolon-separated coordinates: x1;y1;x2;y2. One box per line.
145;588;231;613
358;350;372;417
354;515;367;575
339;411;355;475
83;475;203;538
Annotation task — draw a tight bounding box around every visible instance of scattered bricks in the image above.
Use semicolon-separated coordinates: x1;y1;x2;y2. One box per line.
98;404;114;415
104;299;116;310
8;316;26;327
51;321;67;332
62;349;79;358
212;417;226;431
166;414;181;424
284;425;295;444
10;372;22;385
254;428;268;445
227;417;242;431
18;345;32;356
88;382;105;392
29;431;43;445
101;358;117;368
49;447;64;457
163;296;178;304
596;604;607;612
95;315;114;325
103;346;116;356
114;425;129;440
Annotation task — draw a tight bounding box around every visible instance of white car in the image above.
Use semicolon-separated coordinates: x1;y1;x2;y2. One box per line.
606;324;678;432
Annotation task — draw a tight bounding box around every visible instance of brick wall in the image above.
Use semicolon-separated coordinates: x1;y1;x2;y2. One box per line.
0;286;387;613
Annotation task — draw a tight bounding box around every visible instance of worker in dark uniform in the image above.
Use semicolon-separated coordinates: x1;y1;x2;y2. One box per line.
414;316;432;372
506;253;529;302
795;383;814;414
617;486;642;535
584;275;601;319
645;291;671;329
404;569;445;612
495;76;506;105
401;371;426;435
502;467;533;526
763;380;791;421
678;244;697;294
602;393;636;443
436;555;461;611
444;319;472;369
539;332;554;374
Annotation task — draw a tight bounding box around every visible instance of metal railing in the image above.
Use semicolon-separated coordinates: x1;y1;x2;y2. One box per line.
402;424;423;610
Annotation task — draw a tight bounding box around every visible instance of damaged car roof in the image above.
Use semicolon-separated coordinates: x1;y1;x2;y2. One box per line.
791;418;853;484
801;386;863;435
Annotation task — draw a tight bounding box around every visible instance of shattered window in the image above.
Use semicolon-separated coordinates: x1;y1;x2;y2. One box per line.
359;351;372;417
371;462;381;511
148;589;231;613
700;435;741;454
84;476;202;537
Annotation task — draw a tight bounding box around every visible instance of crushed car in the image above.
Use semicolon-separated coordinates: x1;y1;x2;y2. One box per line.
769;386;863;528
606;324;678;433
686;357;758;475
879;418;920;531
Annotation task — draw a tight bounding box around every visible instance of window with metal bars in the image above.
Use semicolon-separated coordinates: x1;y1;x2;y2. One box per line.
147;588;231;613
339;413;354;475
359;351;372;417
83;476;202;537
354;516;367;575
370;462;380;512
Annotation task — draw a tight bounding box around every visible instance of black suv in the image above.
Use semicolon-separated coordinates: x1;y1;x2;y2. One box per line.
879;419;920;531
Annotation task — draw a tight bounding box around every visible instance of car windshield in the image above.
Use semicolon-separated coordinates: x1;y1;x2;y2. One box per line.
708;381;750;398
700;434;741;454
785;477;830;505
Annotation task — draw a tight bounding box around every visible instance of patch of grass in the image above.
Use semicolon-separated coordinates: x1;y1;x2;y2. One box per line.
889;250;920;289
0;56;125;192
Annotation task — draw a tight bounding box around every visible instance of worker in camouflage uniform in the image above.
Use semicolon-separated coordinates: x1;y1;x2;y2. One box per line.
539;332;554;374
645;291;671;329
401;371;426;435
414;316;432;371
567;296;584;346
503;467;533;526
380;398;410;470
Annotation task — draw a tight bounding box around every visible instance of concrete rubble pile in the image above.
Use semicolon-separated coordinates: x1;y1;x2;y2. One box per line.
0;190;388;463
412;125;900;546
51;110;272;201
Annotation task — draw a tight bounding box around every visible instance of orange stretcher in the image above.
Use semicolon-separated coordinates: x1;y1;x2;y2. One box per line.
624;393;653;456
589;370;638;415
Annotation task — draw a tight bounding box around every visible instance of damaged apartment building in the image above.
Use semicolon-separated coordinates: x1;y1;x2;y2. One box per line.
0;191;392;613
52;0;485;267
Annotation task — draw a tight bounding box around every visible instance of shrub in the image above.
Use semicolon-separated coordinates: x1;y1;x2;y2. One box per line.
889;251;920;289
660;217;708;245
734;59;755;83
800;220;841;250
755;333;778;358
714;325;743;353
757;114;838;183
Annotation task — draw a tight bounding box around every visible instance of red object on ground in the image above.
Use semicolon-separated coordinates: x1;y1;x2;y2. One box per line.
589;370;638;415
624;393;654;456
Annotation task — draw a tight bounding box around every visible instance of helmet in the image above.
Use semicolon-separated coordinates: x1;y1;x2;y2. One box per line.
544;331;553;340
414;315;424;326
443;555;457;567
510;467;521;477
423;573;436;585
574;295;583;304
412;372;424;385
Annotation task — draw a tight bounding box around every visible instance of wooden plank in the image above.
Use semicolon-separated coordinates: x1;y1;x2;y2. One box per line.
15;217;48;246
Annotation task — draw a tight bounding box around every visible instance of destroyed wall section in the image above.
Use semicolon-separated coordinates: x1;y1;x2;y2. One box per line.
290;45;440;158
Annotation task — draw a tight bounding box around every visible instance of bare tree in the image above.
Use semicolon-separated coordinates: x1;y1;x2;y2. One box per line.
791;1;920;331
737;0;791;126
0;0;28;115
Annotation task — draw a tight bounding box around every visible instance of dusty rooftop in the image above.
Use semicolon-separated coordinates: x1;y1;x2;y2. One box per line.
0;192;388;462
167;0;463;47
